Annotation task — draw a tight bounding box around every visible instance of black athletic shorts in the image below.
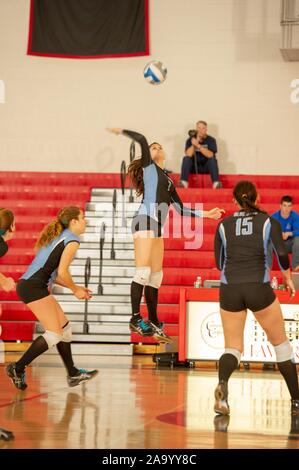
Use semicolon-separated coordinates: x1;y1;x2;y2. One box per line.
131;214;162;238
17;278;50;304
220;282;276;312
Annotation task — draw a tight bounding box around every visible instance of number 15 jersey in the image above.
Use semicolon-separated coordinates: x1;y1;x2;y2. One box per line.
214;211;289;284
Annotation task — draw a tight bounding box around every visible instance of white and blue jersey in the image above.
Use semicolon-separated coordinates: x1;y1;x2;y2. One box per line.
21;229;80;286
214;211;289;284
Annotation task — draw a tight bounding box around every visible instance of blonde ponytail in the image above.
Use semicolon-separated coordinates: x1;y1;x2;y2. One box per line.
35;205;81;250
35;218;64;250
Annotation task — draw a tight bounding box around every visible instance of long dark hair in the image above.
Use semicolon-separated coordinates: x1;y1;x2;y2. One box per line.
35;205;81;250
127;159;143;197
233;180;266;214
127;142;160;197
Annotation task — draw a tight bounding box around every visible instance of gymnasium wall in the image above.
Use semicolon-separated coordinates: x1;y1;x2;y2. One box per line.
0;0;298;174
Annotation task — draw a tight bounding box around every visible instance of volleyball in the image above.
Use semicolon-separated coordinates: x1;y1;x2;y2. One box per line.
143;60;167;85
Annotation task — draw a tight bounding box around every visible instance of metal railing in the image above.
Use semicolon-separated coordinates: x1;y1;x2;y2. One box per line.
97;222;106;295
120;160;127;227
83;256;91;334
111;189;117;260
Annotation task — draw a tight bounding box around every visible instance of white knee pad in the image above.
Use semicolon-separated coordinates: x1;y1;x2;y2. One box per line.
62;323;72;343
148;271;163;289
274;340;294;362
224;348;241;365
42;330;63;349
133;266;151;286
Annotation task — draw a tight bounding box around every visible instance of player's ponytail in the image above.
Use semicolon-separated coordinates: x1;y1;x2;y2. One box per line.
233;180;266;214
35;206;81;250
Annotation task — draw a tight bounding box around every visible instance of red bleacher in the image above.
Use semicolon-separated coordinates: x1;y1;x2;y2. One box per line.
0;172;99;340
0;171;298;343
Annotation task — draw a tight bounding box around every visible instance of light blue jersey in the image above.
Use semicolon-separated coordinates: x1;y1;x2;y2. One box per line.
21;229;80;285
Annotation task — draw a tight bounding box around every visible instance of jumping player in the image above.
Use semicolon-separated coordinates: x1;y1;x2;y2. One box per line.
107;128;224;342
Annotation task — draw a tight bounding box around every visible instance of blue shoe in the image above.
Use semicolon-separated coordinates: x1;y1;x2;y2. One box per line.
67;369;98;387
6;363;27;391
129;318;154;336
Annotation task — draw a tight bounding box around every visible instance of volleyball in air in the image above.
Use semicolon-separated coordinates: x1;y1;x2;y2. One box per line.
143;60;167;85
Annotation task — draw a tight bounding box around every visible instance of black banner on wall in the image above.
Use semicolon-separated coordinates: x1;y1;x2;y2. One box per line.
27;0;149;59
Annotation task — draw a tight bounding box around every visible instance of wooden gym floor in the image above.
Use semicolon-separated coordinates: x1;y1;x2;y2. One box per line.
0;355;298;449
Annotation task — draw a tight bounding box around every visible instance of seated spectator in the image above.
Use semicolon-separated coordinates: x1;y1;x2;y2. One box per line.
179;120;222;189
272;195;299;271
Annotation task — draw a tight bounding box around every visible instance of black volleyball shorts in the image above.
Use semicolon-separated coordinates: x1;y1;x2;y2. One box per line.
220;282;276;312
131;214;162;238
17;278;51;304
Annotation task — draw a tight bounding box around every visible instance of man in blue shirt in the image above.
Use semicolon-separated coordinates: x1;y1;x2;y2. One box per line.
179;120;221;189
272;195;299;270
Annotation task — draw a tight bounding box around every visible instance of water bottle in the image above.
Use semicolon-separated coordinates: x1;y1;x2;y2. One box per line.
271;276;278;289
194;276;202;288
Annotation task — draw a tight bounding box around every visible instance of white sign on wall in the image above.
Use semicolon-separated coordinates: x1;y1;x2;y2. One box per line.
0;80;5;104
186;301;299;363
